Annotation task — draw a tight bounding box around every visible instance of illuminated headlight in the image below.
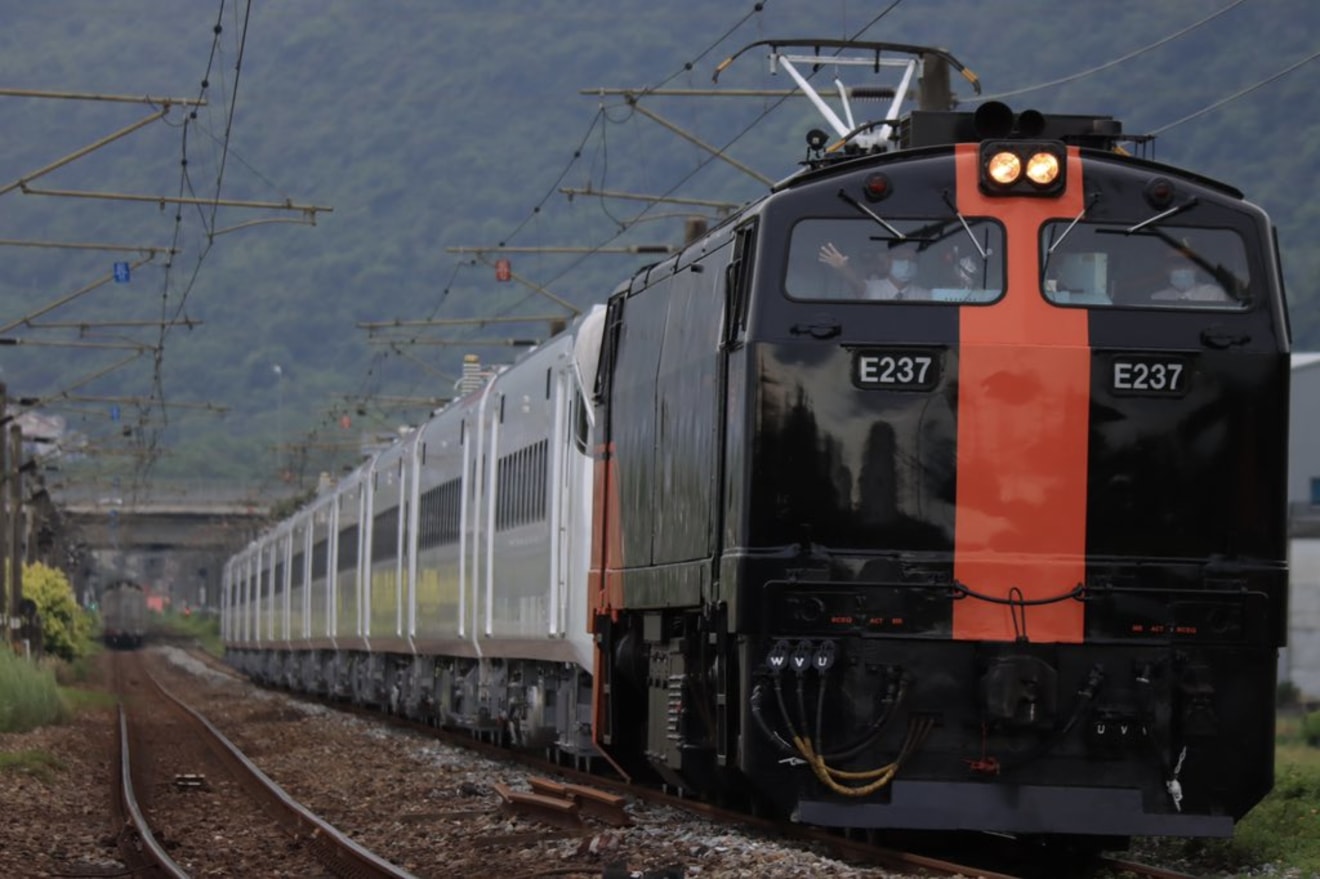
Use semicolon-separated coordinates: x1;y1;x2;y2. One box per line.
1025;151;1060;186
979;141;1067;197
986;151;1022;186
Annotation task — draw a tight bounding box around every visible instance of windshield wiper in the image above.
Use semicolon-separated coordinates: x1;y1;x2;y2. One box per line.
1041;192;1101;271
940;191;987;259
836;189;905;239
1124;197;1199;235
1145;226;1246;297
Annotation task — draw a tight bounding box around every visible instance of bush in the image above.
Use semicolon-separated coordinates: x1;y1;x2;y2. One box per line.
1301;710;1320;747
48;651;99;687
1280;679;1302;709
0;649;68;732
15;562;94;662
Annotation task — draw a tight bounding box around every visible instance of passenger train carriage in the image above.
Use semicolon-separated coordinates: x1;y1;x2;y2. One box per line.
224;42;1289;842
101;579;147;649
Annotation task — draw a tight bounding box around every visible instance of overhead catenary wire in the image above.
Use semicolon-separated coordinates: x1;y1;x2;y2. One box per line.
973;0;1248;103
1149;48;1320;135
360;3;784;437
125;0;252;492
539;2;910;293
134;0;230;486
498;3;772;250
330;0;1283;481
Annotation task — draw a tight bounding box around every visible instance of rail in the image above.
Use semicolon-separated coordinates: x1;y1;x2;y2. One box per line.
114;704;190;878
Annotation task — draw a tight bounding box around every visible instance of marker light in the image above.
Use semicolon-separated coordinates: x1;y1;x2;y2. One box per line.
987;151;1022;186
863;172;892;201
1025;151;1061;186
1144;176;1175;208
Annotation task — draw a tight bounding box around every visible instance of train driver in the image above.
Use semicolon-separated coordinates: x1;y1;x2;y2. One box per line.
1150;245;1231;304
818;239;930;300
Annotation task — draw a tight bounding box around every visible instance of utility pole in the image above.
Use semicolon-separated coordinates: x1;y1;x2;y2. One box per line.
0;383;7;643
274;364;284;481
8;423;22;652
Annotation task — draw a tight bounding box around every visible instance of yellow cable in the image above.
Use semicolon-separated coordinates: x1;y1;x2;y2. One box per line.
792;717;935;795
794;735;900;795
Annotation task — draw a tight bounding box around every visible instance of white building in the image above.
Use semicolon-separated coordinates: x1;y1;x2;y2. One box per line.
1283;353;1320;697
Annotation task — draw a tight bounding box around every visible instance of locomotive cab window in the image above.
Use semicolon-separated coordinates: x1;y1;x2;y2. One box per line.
786;217;1005;303
1040;222;1251;310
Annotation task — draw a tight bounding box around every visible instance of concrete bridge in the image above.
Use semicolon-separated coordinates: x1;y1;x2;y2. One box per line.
54;481;280;612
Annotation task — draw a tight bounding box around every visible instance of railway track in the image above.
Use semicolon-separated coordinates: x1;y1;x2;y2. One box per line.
110;650;418;878
446;756;1203;879
1093;857;1208;879
143;646;1214;879
492;768;1206;879
268;671;1208;879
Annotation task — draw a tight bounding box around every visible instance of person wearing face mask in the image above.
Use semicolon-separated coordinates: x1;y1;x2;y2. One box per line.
818;240;929;300
1151;248;1230;303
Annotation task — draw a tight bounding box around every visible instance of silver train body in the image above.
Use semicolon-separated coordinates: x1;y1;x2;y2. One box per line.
102;580;147;649
223;306;606;755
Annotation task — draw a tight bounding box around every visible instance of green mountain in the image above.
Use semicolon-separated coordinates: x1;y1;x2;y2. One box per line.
0;1;1314;493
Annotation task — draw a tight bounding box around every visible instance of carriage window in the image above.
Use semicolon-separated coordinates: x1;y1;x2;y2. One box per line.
786;217;1005;303
1040;222;1251;310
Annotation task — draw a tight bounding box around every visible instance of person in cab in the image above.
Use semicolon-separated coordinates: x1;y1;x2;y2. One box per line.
1150;246;1231;304
818;239;930;300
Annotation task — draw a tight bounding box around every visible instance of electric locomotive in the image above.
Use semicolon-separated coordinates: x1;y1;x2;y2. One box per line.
222;42;1289;843
588;46;1289;838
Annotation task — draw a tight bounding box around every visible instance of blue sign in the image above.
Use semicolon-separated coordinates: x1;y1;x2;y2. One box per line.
113;262;130;283
110;405;120;422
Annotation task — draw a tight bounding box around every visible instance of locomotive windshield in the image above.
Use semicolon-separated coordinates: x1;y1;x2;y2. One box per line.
1040;222;1251;309
786;215;1253;311
786;217;1006;303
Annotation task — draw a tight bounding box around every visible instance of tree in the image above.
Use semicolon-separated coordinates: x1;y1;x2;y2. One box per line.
16;562;92;661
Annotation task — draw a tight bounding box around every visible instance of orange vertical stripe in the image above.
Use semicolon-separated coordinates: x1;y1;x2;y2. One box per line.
588;441;624;628
589;441;626;753
952;144;1089;643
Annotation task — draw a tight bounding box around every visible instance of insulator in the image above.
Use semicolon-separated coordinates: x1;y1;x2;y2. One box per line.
849;86;896;101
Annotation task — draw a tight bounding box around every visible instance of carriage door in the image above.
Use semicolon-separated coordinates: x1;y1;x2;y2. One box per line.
550;364;584;636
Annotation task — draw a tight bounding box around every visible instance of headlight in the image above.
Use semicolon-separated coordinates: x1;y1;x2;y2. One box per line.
979;141;1067;197
987;151;1022;186
1025;151;1061;186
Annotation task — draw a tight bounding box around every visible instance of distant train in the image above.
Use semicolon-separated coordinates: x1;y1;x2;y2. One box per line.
223;42;1289;844
101;580;146;649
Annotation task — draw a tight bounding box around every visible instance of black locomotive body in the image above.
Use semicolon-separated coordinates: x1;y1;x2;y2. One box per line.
589;106;1289;838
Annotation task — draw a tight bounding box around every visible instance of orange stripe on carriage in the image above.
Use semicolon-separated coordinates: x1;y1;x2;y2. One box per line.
952;143;1089;643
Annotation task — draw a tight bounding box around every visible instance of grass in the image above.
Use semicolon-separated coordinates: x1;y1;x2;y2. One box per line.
150;609;223;656
0;608;215;738
59;686;117;713
1129;714;1320;877
0;649;69;733
0;750;65;783
1224;719;1320;875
